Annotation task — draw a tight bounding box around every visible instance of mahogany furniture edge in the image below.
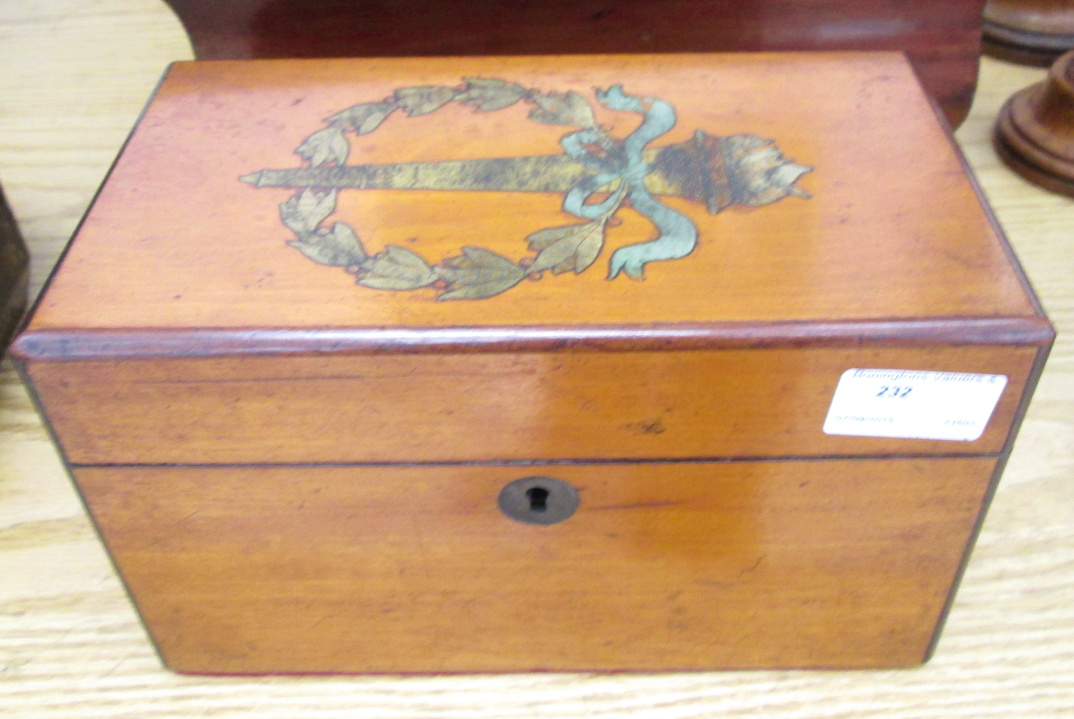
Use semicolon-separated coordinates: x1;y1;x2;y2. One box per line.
922;339;1053;660
9;318;1057;361
159;0;985;127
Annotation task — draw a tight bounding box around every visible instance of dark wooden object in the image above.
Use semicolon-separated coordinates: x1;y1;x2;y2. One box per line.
11;54;1053;673
984;0;1074;66
162;0;986;128
0;183;29;354
996;50;1074;196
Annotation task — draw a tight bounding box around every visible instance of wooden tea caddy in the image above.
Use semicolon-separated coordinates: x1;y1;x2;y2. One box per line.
12;54;1053;674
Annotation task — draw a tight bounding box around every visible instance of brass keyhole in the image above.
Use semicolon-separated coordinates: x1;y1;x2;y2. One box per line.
499;476;579;525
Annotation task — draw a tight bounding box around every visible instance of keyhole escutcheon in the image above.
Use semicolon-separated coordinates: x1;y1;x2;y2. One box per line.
499;476;579;525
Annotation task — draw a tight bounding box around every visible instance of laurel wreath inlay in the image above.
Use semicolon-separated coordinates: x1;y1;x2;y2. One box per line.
243;77;813;301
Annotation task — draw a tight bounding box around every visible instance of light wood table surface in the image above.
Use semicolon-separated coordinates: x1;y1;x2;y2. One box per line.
1;1;1072;716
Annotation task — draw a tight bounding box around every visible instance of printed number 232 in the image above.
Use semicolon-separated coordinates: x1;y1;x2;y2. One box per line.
877;385;912;398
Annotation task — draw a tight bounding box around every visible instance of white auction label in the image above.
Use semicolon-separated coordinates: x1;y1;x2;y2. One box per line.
823;369;1008;441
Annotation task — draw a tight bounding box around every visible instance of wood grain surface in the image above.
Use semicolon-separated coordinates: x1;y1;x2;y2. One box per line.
75;459;996;673
1;0;1073;716
20;54;1036;332
25;346;1039;465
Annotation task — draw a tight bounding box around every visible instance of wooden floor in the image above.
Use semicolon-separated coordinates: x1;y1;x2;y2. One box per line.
1;1;1072;716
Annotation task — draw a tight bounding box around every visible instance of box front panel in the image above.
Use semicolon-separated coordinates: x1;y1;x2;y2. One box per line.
32;346;1035;465
76;458;995;673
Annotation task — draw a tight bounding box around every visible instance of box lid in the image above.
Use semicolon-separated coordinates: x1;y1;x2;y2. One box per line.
16;53;1050;358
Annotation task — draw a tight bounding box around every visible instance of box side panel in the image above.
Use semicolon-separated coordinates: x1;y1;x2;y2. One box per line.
74;458;996;673
28;346;1036;465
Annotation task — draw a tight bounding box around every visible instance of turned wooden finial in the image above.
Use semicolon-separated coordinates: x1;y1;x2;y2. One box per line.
984;0;1074;66
995;50;1074;197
